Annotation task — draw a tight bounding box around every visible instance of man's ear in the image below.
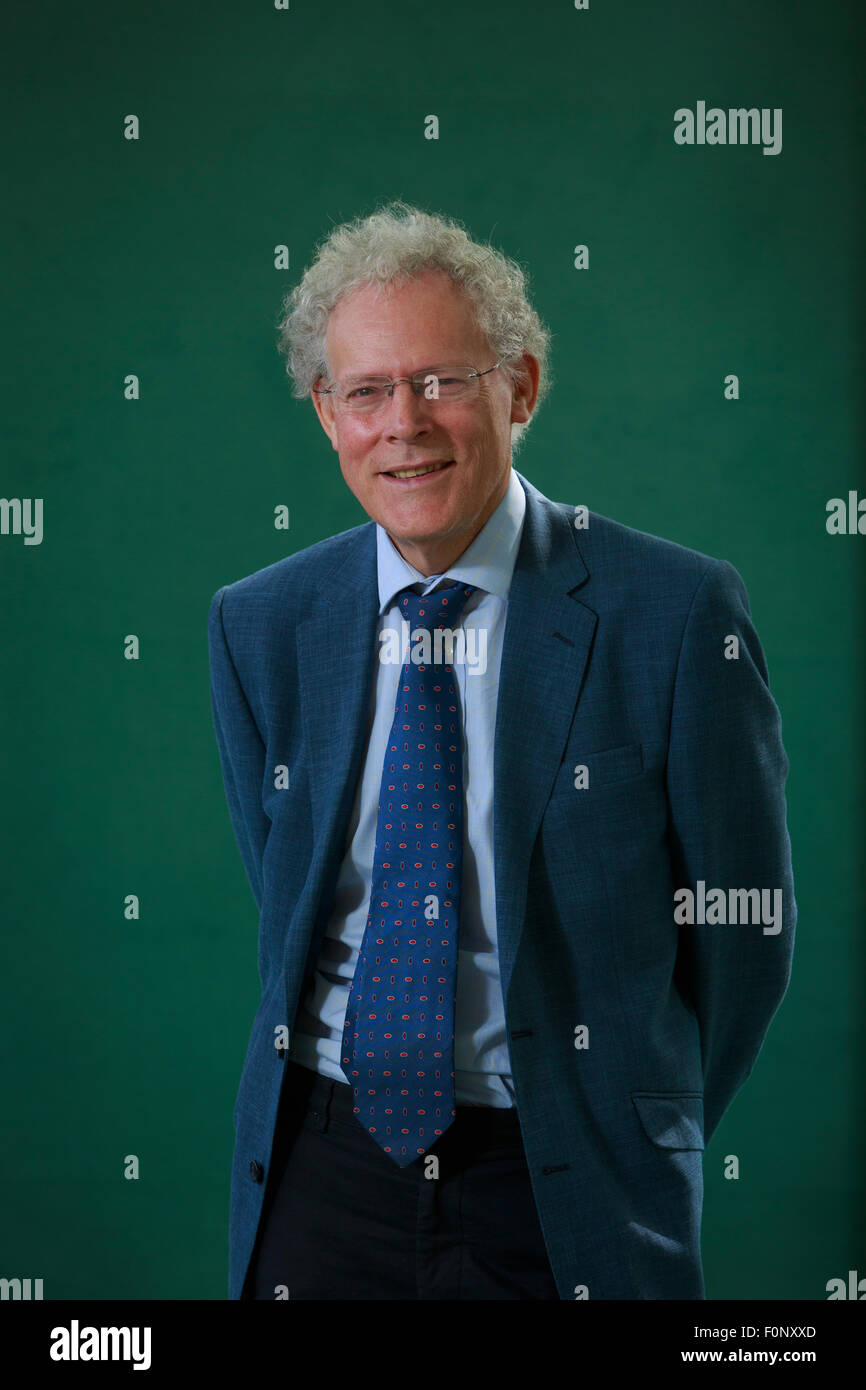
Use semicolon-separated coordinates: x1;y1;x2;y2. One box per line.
510;352;540;424
310;380;340;451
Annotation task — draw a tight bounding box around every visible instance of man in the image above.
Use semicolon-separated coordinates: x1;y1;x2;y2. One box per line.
208;202;795;1300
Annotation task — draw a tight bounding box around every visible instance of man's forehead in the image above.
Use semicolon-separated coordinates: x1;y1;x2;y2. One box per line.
325;274;484;371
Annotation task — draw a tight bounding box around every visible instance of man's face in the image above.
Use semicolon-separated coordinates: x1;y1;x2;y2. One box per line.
311;269;537;574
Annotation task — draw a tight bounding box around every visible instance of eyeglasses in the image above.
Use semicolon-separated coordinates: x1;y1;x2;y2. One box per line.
312;357;506;415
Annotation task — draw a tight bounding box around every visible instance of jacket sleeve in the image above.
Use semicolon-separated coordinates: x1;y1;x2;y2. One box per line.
666;558;796;1146
207;585;271;914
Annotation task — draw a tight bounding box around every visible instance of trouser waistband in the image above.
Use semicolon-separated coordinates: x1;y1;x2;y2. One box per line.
284;1057;521;1136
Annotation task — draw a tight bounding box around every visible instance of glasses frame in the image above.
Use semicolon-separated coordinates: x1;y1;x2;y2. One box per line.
312;356;508;409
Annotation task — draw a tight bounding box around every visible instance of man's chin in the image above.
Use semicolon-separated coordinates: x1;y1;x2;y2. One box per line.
375;502;460;540
382;523;456;549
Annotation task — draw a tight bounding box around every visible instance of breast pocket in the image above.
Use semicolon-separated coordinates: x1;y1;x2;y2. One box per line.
548;741;644;801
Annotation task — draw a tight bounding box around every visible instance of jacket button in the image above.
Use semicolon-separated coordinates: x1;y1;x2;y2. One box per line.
249;1160;264;1183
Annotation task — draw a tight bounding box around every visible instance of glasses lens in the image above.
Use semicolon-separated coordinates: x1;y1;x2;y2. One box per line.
335;366;477;412
412;366;473;401
339;379;389;411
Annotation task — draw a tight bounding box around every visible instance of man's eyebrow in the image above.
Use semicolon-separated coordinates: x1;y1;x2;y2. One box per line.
340;362;457;384
341;369;387;384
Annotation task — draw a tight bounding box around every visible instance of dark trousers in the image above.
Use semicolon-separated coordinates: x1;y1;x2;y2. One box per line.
249;1058;561;1300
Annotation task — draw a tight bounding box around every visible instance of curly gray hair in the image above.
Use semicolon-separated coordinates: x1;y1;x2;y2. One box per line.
274;200;552;454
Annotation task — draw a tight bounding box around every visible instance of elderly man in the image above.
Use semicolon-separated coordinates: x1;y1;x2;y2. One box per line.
208;201;795;1300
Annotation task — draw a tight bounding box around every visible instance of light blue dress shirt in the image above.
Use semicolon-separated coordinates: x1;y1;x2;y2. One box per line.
289;467;527;1106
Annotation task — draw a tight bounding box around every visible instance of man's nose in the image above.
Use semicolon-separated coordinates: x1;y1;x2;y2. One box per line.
381;380;433;433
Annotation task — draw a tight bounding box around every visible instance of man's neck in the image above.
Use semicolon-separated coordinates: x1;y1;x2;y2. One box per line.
389;533;473;577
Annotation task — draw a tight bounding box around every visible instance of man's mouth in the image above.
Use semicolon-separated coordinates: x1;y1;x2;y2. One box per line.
383;460;454;480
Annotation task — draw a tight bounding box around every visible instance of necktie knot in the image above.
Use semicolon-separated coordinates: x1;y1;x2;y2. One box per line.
398;580;477;637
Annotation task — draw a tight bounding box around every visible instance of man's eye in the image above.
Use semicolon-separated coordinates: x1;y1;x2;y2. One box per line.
348;385;378;398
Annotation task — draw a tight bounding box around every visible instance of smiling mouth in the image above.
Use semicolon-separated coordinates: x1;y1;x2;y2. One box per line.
384;460;454;480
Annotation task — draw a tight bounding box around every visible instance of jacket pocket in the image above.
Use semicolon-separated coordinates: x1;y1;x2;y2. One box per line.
631;1092;705;1151
549;742;644;800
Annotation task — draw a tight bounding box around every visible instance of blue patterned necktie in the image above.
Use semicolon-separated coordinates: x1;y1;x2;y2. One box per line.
341;579;478;1167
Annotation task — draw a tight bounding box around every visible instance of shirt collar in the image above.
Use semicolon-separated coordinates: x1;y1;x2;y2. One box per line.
376;467;526;615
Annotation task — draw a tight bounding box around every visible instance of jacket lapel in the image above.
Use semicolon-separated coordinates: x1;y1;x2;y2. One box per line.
493;477;596;1006
295;525;380;925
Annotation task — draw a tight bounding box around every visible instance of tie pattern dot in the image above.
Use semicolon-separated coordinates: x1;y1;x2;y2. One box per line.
341;580;477;1166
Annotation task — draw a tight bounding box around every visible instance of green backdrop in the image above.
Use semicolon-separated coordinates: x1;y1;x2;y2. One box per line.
1;0;863;1299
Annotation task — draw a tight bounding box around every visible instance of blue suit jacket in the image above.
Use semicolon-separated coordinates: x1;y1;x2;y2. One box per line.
208;469;796;1300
